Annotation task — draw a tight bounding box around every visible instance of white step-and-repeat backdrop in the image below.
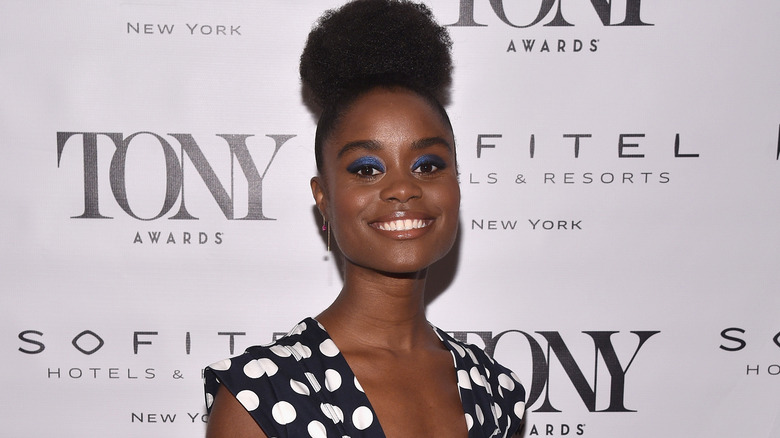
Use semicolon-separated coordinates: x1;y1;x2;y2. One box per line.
2;1;779;436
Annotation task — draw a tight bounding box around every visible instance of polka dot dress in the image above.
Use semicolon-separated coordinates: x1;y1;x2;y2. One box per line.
204;318;525;437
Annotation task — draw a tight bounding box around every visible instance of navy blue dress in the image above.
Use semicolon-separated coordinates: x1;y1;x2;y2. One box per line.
204;318;525;437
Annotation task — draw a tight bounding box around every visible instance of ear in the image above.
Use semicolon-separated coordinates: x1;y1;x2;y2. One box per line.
310;176;329;220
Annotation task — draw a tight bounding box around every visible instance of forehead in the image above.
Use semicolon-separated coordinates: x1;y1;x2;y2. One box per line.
328;88;453;146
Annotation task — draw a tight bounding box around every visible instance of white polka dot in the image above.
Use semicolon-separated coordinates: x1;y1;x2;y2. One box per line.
243;358;279;379
464;413;474;430
352;406;373;430
291;342;312;359
514;401;526;419
325;369;342;391
271;401;297;425
450;341;466;358
475;404;484;425
493;402;502;419
209;359;231;371
290;379;310;396
509;371;523;387
354;376;364;392
288;321;307;336
498;373;515;391
307;420;327;438
205;392;214;409
236;390;260;411
333;406;345;423
466;348;479;364
319;339;339;357
243;361;263;378
470;367;486;387
457;369;472;390
305;372;321;392
270;345;292;357
260;358;279;376
320;403;344;423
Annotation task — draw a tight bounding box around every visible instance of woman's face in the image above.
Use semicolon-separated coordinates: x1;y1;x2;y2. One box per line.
312;87;460;275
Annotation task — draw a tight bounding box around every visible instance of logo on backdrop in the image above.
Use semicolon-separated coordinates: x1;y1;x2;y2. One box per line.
467;131;699;184
18;326;659;433
776;124;779;160
447;0;653;54
719;327;780;377
126;22;242;37
56;132;295;244
453;329;659;436
464;130;700;233
451;329;659;413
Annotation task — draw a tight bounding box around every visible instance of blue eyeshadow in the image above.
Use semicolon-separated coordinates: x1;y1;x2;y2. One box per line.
346;156;384;173
413;154;447;170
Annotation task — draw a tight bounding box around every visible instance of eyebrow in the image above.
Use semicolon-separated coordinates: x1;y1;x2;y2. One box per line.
337;140;380;158
336;136;452;158
412;136;452;151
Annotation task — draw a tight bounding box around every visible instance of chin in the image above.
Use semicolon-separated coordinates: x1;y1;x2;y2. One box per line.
341;232;457;277
362;252;450;277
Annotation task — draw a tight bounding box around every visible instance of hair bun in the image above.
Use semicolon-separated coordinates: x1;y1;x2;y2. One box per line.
300;0;453;109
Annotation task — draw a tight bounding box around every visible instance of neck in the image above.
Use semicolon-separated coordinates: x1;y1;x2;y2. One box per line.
316;263;434;351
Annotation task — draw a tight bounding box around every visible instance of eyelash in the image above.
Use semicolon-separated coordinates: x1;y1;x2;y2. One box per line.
346;154;448;179
346;156;385;178
412;154;447;174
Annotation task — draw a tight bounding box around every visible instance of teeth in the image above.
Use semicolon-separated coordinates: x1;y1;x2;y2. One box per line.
376;219;429;231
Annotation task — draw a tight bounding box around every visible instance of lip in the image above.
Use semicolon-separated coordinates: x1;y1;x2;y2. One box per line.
368;211;435;239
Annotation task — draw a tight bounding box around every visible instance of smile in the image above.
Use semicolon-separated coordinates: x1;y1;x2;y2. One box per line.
372;218;431;232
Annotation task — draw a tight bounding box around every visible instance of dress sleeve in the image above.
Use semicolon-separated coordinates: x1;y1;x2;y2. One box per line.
204;351;293;437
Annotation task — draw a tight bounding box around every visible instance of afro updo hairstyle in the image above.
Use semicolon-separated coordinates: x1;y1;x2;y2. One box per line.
299;0;454;173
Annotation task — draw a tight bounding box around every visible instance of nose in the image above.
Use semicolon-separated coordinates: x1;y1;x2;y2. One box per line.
379;171;422;203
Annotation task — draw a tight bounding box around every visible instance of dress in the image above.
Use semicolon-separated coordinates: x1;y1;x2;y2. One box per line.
204;318;525;437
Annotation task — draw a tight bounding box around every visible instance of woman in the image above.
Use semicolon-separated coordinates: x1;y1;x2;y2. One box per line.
204;1;525;437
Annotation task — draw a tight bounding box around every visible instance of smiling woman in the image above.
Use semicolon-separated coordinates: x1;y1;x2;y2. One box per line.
202;1;525;437
312;88;460;275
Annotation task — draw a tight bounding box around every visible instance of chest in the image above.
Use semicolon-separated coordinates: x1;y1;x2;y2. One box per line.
346;350;469;438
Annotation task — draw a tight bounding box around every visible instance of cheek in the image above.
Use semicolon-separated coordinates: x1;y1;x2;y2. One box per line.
440;181;461;239
435;178;461;214
327;185;372;229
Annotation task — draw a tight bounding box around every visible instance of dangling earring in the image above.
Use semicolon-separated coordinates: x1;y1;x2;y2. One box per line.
322;216;331;260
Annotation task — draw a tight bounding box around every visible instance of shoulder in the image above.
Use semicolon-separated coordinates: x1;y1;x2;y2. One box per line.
434;325;527;426
203;319;337;436
203;347;289;411
435;326;522;381
204;319;323;413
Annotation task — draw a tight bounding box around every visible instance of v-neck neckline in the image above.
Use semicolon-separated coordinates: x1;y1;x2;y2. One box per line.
305;317;483;438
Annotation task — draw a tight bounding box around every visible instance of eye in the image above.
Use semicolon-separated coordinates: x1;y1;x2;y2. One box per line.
412;154;447;174
355;165;380;176
346;156;385;178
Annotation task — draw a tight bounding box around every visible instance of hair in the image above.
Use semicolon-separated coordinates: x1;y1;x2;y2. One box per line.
299;0;454;173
